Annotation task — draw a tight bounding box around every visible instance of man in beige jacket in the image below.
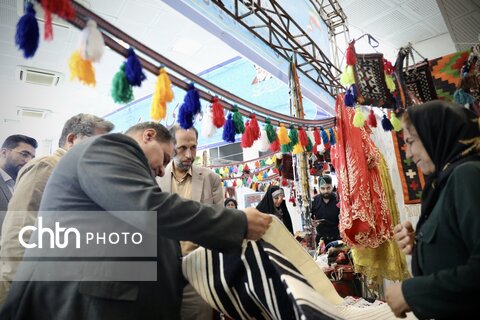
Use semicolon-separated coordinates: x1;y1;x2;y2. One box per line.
0;114;114;305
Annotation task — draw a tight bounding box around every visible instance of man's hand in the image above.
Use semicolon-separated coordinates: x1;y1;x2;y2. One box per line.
385;282;411;318
243;208;272;240
393;221;415;255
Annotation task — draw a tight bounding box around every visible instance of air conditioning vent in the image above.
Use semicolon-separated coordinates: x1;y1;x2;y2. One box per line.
17;0;91;29
16;66;63;87
17;107;52;119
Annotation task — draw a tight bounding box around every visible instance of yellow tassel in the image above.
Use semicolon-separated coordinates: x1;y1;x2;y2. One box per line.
278;123;290;145
151;67;174;121
390;112;402;131
353;107;366;127
293;143;304;154
340;65;355;86
385;73;396;92
271;155;276;163
69;51;96;86
333;128;339;142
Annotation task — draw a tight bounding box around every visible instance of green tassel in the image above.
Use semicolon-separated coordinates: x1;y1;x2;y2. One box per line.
281;143;292;153
265;118;277;143
306;136;313;152
390;112;402;131
340;65;355;86
353;107;366;127
288;124;299;146
232;106;245;134
112;63;133;103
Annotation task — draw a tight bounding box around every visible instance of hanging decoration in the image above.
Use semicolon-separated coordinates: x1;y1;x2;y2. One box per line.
389;111;402;132
257;127;271;152
232;106;245;134
249;114;260;141
40;0;76;41
78;20;105;63
367;109;377;127
201;106;216;138
381;114;393;131
277;123;290;145
211;97;225;128
151;66;174;121
241;120;254;148
222;113;236;143
178;83;202;129
15;2;39;59
111;63;134;104
68;51;95;86
353;107;366;127
125;48;146;87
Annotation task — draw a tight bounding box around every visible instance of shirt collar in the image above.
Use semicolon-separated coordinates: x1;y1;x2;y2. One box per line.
171;162;192;180
0;168;13;183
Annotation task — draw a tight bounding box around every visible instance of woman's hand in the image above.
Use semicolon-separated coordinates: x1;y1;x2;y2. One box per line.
393;221;415;255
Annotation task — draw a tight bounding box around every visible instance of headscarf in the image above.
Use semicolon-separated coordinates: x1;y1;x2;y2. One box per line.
256;186;293;234
224;198;237;209
407;100;480;274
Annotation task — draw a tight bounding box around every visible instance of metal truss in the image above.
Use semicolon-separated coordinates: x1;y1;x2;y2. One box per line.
211;0;345;97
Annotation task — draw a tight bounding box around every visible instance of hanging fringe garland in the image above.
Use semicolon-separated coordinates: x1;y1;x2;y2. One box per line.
125;47;146;87
211;97;225;128
367;109;377;127
69;50;95;86
222;113;236;143
111;63;134;104
178;83;201;129
78;20;105;63
201;107;216;138
15;2;39;59
41;0;76;41
151;66;173;121
232;106;245;134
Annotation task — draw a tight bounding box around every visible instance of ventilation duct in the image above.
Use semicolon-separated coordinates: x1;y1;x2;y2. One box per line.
16;66;63;87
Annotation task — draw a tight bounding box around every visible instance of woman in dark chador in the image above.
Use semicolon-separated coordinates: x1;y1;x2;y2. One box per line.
256;186;293;234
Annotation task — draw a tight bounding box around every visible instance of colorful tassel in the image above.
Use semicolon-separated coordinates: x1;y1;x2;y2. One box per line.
381;114;393;131
232;106;245;134
269;138;280;152
346;41;356;65
211;97;225;128
383;58;394;75
265;118;277;143
278;123;290;145
390;112;402;132
201;107;216;138
298;127;309;147
151;66;173;121
313;127;321;145
340;65;355;86
320;127;329;145
385;73;396;92
111;63;133;104
15;2;39;59
367;109;377;127
353;107;366;127
69;50;95;86
222;113;236;143
258;127;271;152
281;142;293;153
288;124;298;146
306;137;313;152
329;128;336;145
125;48;146;87
41;0;75;40
249;114;260;141
241;121;254;148
78;20;104;63
178;83;202;129
293;143;304;154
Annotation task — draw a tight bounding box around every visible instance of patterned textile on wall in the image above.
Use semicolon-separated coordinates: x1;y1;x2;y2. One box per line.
404;62;438;103
430;49;471;101
330;95;393;248
353;53;395;108
182;217;417;320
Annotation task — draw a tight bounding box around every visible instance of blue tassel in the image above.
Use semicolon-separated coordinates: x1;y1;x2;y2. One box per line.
329;128;336;145
381;114;393;131
344;85;357;107
453;89;474;106
125;48;146;87
178;83;202;129
15;3;39;58
320;127;329;144
223;113;236;143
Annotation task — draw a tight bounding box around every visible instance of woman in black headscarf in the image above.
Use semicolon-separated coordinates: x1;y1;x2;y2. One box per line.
256;186;293;234
386;100;480;319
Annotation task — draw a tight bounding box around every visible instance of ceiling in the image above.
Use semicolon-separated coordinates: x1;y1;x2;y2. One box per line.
0;0;479;155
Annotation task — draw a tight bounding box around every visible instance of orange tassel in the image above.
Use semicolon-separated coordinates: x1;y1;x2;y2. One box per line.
151;67;174;121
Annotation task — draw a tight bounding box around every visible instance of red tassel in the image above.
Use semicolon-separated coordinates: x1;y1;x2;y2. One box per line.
243;164;250;172
281;178;288;187
367;109;377;127
313;127;321;145
41;0;75;41
298;127;309;147
233;180;237;187
44;10;53;40
383;58;394;75
211;97;225;128
312;143;319;154
346;40;356;65
249;114;260;141
269;139;280;152
241;121;254;148
324;142;330;150
310;168;316;175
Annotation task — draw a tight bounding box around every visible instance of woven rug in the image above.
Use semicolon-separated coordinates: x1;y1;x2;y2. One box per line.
404;62;438;103
353;53;395;108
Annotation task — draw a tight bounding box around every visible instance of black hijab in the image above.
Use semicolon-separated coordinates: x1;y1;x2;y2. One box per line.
407;100;480;274
256;186;293;234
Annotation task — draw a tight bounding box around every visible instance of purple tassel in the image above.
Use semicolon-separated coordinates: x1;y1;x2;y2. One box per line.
15;3;39;58
320;127;329;144
381;114;393;131
329;128;336;145
222;113;236;143
125;48;146;87
178;83;202;129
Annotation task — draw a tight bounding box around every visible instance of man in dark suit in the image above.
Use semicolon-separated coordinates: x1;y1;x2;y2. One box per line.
0;135;37;236
0;122;271;320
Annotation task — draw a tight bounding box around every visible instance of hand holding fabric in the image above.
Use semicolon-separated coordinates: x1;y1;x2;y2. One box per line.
385;282;411;318
393;221;415;255
243;208;272;240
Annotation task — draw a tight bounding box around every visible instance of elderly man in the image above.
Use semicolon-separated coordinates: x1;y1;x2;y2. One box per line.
0;122;271;320
0;114;114;305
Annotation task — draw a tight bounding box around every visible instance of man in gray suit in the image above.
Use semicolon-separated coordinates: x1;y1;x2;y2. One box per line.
0;135;37;234
157;125;223;320
0;122;271;320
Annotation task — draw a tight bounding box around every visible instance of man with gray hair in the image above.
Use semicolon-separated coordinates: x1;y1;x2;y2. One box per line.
0;113;114;304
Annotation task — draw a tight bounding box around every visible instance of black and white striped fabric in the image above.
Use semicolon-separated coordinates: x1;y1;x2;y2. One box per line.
182;218;417;320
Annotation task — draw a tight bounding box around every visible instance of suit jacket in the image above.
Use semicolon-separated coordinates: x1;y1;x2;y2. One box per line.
156;163;224;255
156;163;224;205
0;148;66;305
0;174;13;244
0;134;247;320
